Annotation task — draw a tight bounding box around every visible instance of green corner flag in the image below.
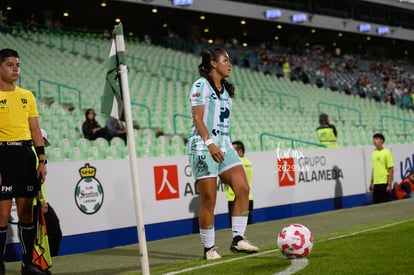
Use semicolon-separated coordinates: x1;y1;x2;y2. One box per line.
101;23;126;121
100;24;150;275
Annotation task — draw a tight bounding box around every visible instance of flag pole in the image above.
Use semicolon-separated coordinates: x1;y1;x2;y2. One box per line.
119;64;150;275
101;23;150;274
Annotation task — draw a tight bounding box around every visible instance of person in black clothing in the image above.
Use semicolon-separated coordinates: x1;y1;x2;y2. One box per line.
105;116;127;143
81;108;108;141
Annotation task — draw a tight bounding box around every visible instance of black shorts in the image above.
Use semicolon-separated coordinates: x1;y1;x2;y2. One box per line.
0;144;39;199
373;183;391;204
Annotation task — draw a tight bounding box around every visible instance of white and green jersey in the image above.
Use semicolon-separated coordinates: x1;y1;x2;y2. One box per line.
188;77;232;154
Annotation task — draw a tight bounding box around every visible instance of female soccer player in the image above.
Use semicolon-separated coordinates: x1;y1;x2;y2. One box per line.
188;48;259;260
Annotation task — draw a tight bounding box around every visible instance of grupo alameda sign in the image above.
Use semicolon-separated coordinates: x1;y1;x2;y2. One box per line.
296;156;344;183
275;142;344;187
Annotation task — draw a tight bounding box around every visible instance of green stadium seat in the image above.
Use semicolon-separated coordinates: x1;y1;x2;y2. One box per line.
110;137;125;147
67;128;82;139
3;28;411;157
92;137;110;148
48;147;67;162
106;145;127;159
70;146;88;161
87;146;106;160
76;138;91;149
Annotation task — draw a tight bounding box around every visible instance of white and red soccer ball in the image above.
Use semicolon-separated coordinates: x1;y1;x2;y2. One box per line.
277;223;313;259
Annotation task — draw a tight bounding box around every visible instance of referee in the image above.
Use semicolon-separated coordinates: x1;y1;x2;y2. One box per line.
0;49;49;275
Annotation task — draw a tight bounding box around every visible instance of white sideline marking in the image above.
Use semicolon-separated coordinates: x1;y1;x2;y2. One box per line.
163;250;275;275
273;258;308;275
163;218;414;275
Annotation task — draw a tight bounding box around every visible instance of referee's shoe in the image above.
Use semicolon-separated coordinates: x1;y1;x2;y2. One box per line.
21;263;51;275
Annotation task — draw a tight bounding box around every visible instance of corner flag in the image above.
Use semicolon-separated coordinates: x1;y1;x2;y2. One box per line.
101;23;126;121
33;197;52;272
101;23;150;275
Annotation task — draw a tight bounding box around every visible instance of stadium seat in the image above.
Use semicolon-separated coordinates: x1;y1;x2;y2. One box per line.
87;146;106;160
42;121;52;132
2;26;410;157
137;145;150;157
106;145;127;159
71;146;88;161
57;137;73;155
110;137;125;147
48;147;67;163
76;138;91;148
67;128;82;139
92;137;110;148
49;129;62;140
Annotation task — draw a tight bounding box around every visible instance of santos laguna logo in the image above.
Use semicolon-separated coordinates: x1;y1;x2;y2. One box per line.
74;163;104;214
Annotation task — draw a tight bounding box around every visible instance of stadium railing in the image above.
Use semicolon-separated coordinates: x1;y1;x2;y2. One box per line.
259;132;326;150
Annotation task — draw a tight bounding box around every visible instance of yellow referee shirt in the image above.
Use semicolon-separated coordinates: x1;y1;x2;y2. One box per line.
0;86;39;141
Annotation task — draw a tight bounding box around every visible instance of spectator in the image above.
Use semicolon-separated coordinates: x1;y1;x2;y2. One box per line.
369;133;394;204
393;170;414;200
297;67;310;84
226;141;254;226
384;92;396;105
82;108;108;141
401;89;414;110
315;77;324;88
25;13;37;32
282;56;291;79
105;116;127;143
103;28;111;39
316;113;338;148
354;75;372;98
394;82;405;98
384;78;396;96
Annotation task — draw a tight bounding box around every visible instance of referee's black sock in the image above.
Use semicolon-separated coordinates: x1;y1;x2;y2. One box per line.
0;226;7;263
18;223;35;266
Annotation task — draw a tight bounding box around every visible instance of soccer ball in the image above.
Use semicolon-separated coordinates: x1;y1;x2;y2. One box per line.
277;223;313;259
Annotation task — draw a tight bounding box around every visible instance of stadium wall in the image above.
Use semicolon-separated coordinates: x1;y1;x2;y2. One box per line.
5;143;414;260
